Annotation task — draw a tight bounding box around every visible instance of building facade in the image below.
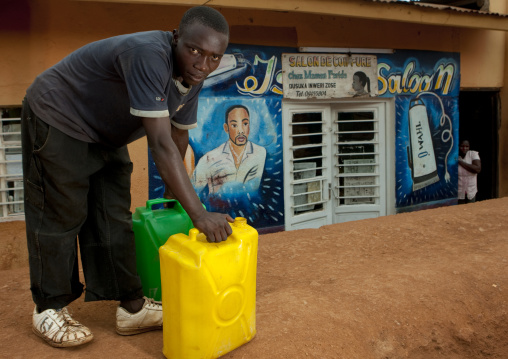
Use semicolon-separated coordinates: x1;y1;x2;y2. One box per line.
1;0;507;232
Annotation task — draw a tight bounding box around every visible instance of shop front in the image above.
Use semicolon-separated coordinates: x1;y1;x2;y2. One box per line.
149;46;460;233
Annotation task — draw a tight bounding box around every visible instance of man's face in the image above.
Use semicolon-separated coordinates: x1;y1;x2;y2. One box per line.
224;108;250;146
459;141;470;156
173;22;229;86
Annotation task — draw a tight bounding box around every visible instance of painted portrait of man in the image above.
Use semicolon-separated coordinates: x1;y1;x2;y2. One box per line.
192;104;267;197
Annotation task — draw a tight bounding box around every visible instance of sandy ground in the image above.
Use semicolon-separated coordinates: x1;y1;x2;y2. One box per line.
1;198;508;358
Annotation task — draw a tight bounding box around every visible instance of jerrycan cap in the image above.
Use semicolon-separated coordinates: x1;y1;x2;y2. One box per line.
189;228;200;241
232;217;247;227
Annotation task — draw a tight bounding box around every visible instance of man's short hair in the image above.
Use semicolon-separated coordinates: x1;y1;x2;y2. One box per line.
179;6;229;38
225;105;250;124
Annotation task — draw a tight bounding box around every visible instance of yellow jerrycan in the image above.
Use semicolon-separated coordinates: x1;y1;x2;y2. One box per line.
159;217;258;359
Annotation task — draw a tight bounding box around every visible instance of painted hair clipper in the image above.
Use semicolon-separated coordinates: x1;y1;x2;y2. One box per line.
407;98;439;191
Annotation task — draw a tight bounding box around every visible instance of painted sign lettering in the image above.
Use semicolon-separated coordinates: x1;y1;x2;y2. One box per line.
236;55;283;96
378;61;456;96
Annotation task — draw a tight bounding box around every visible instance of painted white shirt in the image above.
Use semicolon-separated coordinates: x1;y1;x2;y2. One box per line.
192;140;267;195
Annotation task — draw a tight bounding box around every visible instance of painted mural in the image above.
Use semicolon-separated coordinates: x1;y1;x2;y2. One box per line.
149;46;460;230
149;45;291;231
377;50;460;211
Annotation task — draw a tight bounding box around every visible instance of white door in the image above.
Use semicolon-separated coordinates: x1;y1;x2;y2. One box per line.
331;103;386;223
282;105;333;230
283;101;389;230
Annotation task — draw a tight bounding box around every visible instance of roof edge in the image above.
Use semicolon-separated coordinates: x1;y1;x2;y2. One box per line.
73;0;508;31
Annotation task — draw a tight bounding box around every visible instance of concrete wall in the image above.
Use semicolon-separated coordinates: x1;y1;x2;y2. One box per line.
502;33;508;197
1;0;507;211
498;0;508;197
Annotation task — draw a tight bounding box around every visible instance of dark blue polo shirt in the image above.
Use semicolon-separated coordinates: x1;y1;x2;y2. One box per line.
27;31;202;148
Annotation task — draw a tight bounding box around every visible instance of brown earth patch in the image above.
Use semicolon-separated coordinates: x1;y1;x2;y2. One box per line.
1;198;508;358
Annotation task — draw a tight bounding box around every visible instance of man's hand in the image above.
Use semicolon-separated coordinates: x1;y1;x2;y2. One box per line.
192;212;235;243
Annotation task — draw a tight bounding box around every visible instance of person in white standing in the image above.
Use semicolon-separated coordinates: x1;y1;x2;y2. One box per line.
458;139;481;204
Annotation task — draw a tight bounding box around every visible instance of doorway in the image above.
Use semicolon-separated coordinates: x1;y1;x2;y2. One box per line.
283;100;394;230
459;90;499;201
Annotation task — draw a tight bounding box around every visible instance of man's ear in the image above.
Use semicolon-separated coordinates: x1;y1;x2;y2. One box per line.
172;29;179;45
223;123;228;133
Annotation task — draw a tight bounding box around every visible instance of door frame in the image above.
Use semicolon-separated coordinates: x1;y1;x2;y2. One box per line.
282;98;396;231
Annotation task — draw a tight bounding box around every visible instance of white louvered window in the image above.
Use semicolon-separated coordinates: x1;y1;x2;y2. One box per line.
0;107;24;221
334;111;380;206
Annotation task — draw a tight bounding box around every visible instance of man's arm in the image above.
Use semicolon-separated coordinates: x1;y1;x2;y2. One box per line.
142;116;233;242
163;124;189;199
458;158;481;174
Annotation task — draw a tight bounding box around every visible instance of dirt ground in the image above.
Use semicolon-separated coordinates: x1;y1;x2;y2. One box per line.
1;198;508;358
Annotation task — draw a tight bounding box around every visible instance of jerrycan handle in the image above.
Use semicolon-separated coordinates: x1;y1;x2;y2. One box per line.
188;217;248;242
145;198;177;210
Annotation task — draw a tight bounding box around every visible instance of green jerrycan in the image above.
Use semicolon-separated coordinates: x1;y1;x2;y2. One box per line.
132;198;195;301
